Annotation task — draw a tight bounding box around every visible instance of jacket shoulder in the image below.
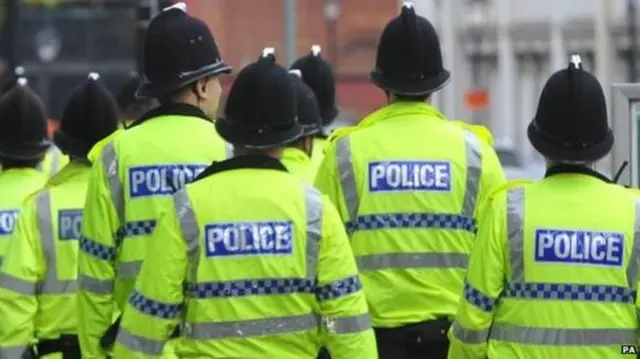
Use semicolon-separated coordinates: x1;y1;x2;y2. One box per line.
488;180;532;201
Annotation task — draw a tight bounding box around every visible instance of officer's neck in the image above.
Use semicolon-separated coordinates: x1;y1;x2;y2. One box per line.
233;147;283;161
387;93;432;104
545;159;595;171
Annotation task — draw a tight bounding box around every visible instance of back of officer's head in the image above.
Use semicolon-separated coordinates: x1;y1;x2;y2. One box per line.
286;70;322;157
0;78;49;169
290;45;338;127
55;73;119;161
139;2;231;119
117;73;157;124
528;55;612;165
370;1;450;102
217;48;301;158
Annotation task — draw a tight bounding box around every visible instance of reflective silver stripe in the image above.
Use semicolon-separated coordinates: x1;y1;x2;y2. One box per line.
450;321;490;344
628;198;640;290
490;322;637;345
462;130;482;219
185;313;318;339
36;160;44;171
116;327;165;356
102;142;125;224
173;189;200;284
335;136;358;221
506;188;525;282
78;275;113;294
49;147;60;178
36;193;77;294
225;142;233;159
0;345;28;358
323;313;371;334
117;260;143;278
0;273;37;295
304;185;323;279
357;252;468;271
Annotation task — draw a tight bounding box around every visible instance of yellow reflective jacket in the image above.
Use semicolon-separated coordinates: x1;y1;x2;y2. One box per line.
37;145;70;179
77;107;230;359
113;156;377;359
311;136;328;171
448;169;640;358
281;147;316;183
452;121;494;147
0;168;47;266
0;162;89;358
315;101;506;328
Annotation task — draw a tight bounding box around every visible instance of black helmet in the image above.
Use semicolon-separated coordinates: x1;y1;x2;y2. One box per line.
528;55;613;163
55;72;120;159
137;2;232;99
289;69;322;137
0;77;50;160
0;66;27;96
216;48;302;149
290;45;338;126
370;1;450;96
117;72;157;118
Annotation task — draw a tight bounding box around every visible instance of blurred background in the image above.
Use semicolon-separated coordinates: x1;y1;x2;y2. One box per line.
0;0;637;179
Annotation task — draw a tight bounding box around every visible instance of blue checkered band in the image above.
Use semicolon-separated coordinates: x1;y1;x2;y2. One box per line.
464;282;497;312
115;220;157;245
186;278;316;299
346;213;476;234
129;290;182;319
503;282;637;304
79;235;116;262
316;276;362;301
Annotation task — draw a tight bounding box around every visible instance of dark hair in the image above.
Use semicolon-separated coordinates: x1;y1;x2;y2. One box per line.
0;156;43;170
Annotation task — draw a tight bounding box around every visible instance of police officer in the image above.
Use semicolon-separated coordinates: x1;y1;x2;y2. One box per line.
0;78;49;267
280;69;324;183
314;2;505;359
116;72;158;127
290;45;339;171
112;48;377;359
0;72;119;359
0;67;69;179
448;56;639;359
77;3;232;358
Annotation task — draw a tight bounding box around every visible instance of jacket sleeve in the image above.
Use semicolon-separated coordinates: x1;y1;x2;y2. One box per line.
448;191;507;359
0;200;44;359
314;140;351;223
113;203;185;359
476;142;506;220
317;196;378;359
78;149;120;359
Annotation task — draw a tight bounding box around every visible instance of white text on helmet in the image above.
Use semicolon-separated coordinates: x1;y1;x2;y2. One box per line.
204;221;294;258
535;228;624;267
368;160;451;192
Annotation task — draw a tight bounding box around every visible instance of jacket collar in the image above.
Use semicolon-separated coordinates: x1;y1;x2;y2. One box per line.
127;103;211;129
544;164;611;183
195;155;288;182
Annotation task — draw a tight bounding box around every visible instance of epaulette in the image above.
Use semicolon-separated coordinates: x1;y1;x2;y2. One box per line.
627;187;640;197
453;121;494;147
488;179;532;201
87;128;123;163
327;126;358;143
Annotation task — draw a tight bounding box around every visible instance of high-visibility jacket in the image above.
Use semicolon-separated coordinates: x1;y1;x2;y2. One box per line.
77;104;231;359
311;136;328;171
315;101;506;328
0;162;89;358
37;145;70;179
453;121;494;147
448;165;640;359
113;156;377;359
281;147;316;183
0;168;47;266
